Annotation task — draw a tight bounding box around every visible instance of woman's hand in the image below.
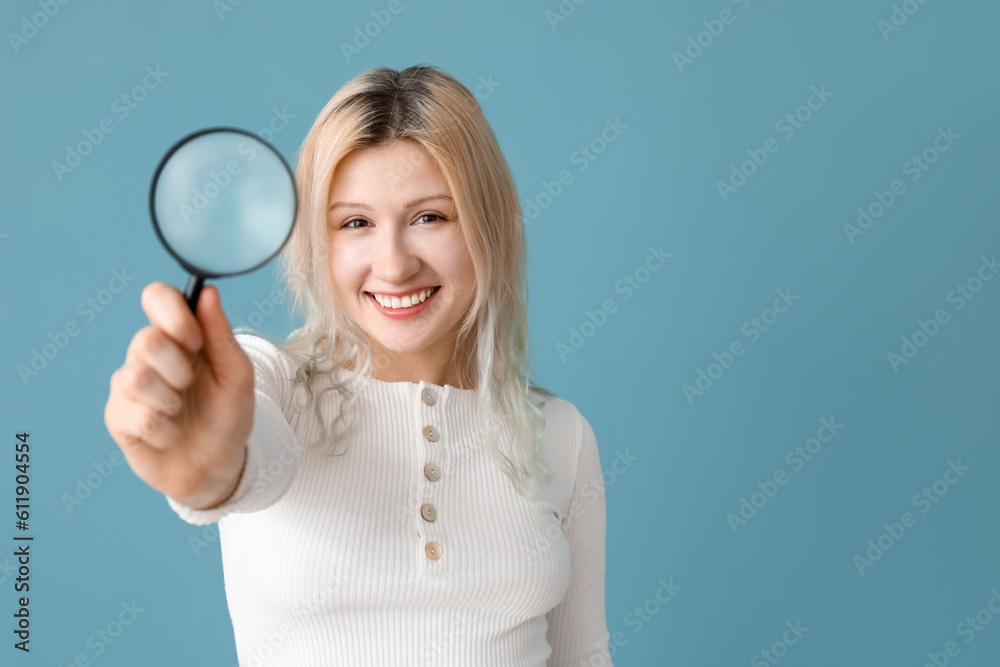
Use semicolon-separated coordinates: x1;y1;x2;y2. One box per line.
103;282;255;510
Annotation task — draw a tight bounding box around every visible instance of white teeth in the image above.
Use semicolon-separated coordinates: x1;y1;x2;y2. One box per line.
372;287;436;309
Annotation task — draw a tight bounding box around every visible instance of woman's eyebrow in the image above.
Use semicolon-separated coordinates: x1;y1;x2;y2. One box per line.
328;194;453;211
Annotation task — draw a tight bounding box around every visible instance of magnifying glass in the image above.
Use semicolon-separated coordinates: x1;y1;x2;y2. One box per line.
149;127;297;313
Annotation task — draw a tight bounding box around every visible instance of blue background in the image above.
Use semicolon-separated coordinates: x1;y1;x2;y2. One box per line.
3;0;1000;664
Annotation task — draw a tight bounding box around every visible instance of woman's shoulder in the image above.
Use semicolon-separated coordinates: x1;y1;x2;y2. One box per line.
234;331;287;352
533;391;596;453
529;393;602;500
234;332;314;364
233;333;306;405
235;332;296;367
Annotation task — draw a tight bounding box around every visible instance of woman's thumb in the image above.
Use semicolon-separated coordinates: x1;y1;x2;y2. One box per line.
195;285;242;373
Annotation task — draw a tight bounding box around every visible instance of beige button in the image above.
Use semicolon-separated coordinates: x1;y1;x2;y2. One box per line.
424;463;441;482
421;387;437;406
425;542;442;560
422;425;439;442
420;503;437;522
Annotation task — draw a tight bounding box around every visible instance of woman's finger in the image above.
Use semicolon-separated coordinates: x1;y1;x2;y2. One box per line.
140;282;204;354
125;326;195;392
112;363;184;419
121;400;185;451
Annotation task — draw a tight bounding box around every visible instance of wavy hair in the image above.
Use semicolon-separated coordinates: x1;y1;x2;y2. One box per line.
234;64;557;500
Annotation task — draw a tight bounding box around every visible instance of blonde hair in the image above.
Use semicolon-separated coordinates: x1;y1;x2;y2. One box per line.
235;64;557;500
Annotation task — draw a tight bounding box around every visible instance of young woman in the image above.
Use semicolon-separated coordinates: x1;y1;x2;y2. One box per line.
104;64;611;666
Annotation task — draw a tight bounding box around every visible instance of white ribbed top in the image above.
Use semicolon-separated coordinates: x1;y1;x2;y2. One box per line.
166;334;611;666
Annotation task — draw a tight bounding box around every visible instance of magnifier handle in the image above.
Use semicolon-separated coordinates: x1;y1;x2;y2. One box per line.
184;274;205;313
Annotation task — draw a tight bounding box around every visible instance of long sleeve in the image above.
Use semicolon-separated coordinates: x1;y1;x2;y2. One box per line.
165;334;302;526
545;410;613;666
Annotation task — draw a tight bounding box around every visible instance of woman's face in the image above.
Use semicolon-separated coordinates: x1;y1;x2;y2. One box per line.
326;140;476;378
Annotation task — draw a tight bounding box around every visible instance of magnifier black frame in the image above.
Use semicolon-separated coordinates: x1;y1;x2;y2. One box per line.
148;126;298;309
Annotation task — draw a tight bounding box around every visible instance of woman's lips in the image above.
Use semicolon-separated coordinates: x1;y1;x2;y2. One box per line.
367;286;440;318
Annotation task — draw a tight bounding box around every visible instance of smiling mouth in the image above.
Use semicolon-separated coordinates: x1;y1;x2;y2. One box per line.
366;286;441;310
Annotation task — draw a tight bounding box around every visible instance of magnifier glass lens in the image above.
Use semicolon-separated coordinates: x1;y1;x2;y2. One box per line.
151;130;296;276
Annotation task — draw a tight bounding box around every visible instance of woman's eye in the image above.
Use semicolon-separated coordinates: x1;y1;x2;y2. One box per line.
341;214;444;229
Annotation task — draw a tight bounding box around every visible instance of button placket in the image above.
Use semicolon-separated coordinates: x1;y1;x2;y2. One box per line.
417;383;445;569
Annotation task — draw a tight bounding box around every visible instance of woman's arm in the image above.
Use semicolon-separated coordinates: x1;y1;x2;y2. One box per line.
545;410;613;666
164;334;302;526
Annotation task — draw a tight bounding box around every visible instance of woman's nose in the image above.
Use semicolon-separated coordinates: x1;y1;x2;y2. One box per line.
371;230;420;282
